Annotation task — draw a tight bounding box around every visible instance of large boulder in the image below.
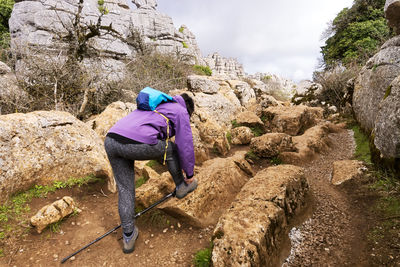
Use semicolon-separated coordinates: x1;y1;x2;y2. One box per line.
196;117;230;156
193;92;241;127
212;165;308;266
250;133;296;158
353;36;400;132
187;75;219;94
160;151;253;227
86;101;136;139
373;75;400;159
385;0;400;34
263;105;324;136
0;111;115;201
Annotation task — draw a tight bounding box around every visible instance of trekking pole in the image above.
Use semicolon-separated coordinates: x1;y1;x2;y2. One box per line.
61;190;176;264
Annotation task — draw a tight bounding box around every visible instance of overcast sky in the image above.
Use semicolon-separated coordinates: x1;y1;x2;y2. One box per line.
156;0;354;82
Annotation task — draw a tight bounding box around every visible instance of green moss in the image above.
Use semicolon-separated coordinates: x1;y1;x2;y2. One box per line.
0;249;3;257
383;85;392;100
135;176;147;188
226;132;232;145
145;160;160;169
182;41;189;48
249;125;264;137
270;156;282;165
179;26;185;33
231;120;239;128
351;124;371;164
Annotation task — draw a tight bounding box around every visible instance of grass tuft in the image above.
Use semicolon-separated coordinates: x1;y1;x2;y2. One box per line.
351;124;371;164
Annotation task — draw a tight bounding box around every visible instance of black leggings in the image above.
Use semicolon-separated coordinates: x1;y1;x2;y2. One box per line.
104;136;184;233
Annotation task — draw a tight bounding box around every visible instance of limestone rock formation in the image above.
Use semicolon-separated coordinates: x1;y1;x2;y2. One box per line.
385;0;400;34
30;196;80;233
160;151;253;227
0;111;114;201
231;126;254;145
250;133;296;158
374;75;400;158
132;0;157;9
212;165;308;266
204;53;245;78
226;80;256;106
250;73;298;101
9;0;203;78
331;160;366;185
353;36;400;132
0;61;28;114
196;117;230;156
235;111;264;128
86;101;136;139
280;122;339;164
263;105;324;136
187;75;219;94
136;171;175;209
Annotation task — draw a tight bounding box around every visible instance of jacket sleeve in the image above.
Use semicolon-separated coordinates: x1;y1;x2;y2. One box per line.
173;109;195;178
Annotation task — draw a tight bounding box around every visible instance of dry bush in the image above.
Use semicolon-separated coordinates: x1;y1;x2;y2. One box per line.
313;64;360;111
119;51;196;95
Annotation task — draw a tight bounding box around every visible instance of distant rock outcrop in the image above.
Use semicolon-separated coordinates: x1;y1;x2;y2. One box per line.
0;111;115;201
204;52;245;78
385;0;400;34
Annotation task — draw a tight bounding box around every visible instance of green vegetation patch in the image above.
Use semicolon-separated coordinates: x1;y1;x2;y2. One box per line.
249;125;264;137
182;41;189;48
226;131;232;145
245;150;260;161
384;85;392;100
145;159;160;169
194;244;213;267
179;26;185;33
193;65;212;76
351;124;371;164
135;176;148;188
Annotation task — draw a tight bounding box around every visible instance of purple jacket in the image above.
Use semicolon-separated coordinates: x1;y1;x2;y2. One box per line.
108;95;195;177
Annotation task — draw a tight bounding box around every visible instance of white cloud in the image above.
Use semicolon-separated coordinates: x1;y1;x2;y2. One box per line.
156;0;353;81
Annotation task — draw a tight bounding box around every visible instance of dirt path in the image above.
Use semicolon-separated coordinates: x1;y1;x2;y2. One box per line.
283;129;371;266
1;127;375;267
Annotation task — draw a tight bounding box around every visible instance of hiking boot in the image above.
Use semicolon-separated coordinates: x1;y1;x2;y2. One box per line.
122;226;139;254
175;179;198;199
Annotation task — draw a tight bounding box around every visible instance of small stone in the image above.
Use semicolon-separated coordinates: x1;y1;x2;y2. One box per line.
136;254;139;257
145;239;150;245
198;234;203;239
151;234;154;237
71;222;75;225
29;257;33;261
70;256;76;261
19;249;24;253
60;230;64;235
189;227;192;230
177;222;181;228
150;245;154;249
163;228;168;233
65;241;70;245
53;254;58;258
371;254;376;257
77;222;81;226
324;248;329;252
170;225;174;229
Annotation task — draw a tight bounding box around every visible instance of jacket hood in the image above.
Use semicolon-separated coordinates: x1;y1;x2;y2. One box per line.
173;95;186;110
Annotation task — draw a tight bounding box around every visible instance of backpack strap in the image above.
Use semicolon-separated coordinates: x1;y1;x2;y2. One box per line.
153;110;169;165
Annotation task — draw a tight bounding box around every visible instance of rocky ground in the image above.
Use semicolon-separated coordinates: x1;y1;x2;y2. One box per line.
1;127;399;266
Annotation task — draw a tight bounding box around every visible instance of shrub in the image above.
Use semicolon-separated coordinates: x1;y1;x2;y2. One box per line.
121;51;195;95
193;65;212;76
312;64;360;111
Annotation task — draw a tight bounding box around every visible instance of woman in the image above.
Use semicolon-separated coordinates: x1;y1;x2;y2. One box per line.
104;93;197;254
